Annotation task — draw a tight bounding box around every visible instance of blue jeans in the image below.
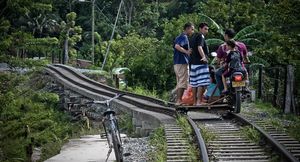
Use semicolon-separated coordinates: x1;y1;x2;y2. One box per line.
215;67;225;92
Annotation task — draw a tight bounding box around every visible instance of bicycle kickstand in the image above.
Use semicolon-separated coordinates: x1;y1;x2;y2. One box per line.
105;146;112;162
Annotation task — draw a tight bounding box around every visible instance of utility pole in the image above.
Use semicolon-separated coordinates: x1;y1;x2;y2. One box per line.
101;0;123;70
91;0;95;64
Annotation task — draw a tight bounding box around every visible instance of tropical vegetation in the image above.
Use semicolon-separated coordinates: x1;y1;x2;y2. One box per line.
1;0;299;94
0;60;93;161
0;0;299;160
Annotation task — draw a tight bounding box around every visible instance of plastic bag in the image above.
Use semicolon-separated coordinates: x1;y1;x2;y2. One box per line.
181;86;194;105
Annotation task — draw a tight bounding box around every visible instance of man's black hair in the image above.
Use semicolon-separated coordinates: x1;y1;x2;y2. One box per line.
225;29;235;38
226;39;236;48
198;22;208;29
183;22;194;30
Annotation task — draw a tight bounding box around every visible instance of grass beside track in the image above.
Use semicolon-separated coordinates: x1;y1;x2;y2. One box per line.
148;127;167;162
177;115;199;162
242;101;300;141
196;123;216;144
239;125;261;144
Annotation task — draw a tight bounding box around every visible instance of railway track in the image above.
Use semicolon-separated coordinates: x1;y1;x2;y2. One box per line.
45;64;206;162
198;119;271;162
45;64;300;162
195;112;300;162
234;113;300;162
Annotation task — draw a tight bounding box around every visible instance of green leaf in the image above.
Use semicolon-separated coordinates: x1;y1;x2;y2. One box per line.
198;13;224;35
206;38;224;47
238;31;269;40
239;38;262;47
112;67;131;75
234;25;259;40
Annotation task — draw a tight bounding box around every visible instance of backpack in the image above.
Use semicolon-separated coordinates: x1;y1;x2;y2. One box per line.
229;51;243;71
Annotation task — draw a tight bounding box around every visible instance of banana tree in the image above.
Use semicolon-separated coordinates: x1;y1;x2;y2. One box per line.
206;24;268;48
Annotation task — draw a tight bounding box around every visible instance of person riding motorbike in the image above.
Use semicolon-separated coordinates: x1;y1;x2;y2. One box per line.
215;29;249;92
221;40;246;93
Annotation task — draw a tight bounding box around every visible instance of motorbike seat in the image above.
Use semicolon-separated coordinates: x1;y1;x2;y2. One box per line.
232;71;243;76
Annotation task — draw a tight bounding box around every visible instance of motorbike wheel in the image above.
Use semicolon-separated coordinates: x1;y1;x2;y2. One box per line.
234;91;241;113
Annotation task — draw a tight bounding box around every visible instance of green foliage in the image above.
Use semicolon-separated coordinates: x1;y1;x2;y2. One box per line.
126;86;159;99
284;115;300;141
240;126;261;144
176;115;192;138
0;18;12;52
176;115;198;161
0;55;49;69
195;0;229;28
255;101;280;116
32;92;59;107
197;124;216;144
112;67;130;75
149;127;167;162
59;12;82;63
0;70;88;161
162;13;223;45
26;37;59;46
118;113;135;136
206;24;267;50
206;38;225;47
99;33;175;93
1;0;299;104
253;101;300;141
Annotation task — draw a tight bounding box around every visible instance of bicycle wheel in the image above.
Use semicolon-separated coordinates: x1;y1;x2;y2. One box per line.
111;128;123;162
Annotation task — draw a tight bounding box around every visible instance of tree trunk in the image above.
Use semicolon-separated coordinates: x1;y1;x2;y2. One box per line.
284;65;296;114
128;0;133;25
63;30;70;64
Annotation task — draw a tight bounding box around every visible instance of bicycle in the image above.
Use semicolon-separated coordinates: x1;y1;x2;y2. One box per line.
86;93;125;162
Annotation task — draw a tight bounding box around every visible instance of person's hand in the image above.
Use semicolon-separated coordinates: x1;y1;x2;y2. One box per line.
186;49;192;55
201;57;208;63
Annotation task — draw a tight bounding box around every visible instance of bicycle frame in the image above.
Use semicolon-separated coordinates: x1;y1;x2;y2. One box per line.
85;94;124;162
102;110;123;162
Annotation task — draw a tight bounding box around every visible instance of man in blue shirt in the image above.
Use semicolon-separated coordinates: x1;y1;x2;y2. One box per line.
173;22;194;105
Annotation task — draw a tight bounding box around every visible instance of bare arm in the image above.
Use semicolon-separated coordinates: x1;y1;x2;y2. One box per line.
217;57;222;65
198;46;207;62
175;44;191;55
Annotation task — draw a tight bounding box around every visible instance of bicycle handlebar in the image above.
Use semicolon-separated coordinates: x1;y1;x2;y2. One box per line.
85;93;125;105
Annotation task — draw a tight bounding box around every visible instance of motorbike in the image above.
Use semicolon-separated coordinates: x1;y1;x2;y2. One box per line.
210;52;248;113
227;71;246;113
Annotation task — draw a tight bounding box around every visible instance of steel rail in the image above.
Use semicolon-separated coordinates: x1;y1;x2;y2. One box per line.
46;65;176;116
52;64;175;107
45;64;209;161
231;113;299;162
187;116;209;162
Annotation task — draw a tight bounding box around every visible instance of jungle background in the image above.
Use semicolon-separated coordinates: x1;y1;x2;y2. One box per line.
0;0;299;161
1;0;299;93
